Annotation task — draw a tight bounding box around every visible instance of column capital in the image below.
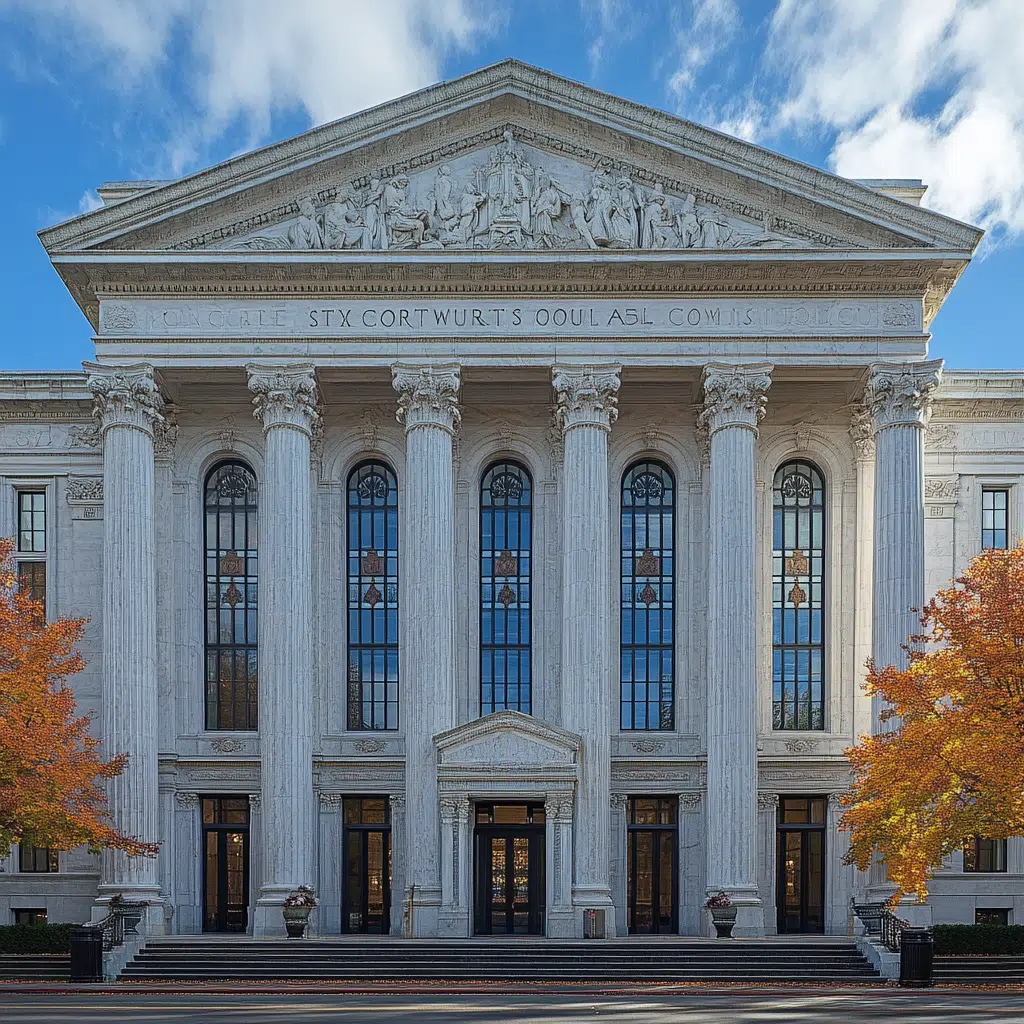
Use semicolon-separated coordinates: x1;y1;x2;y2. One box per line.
551;363;621;432
756;792;779;811
679;792;702;812
391;362;461;433
246;362;320;435
174;791;199;809
84;361;164;435
849;403;876;461
864;358;943;431
699;361;773;436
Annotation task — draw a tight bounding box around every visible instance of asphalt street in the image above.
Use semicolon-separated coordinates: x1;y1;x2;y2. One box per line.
3;991;1024;1023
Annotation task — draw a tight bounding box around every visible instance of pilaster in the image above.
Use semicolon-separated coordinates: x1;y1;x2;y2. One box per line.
826;792;853;934
756;792;779;934
85;361;165;929
246;362;320;936
438;796;470;937
700;360;772;938
317;793;343;934
547;794;575;937
608;793;628;938
392;362;461;937
552;363;620;936
678;792;705;935
849;405;876;746
172;792;200;934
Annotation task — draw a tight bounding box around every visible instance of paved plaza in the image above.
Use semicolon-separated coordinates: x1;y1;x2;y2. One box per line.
3;992;1024;1023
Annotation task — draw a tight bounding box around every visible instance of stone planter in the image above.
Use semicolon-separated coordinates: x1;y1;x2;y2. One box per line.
282;906;311;938
710;907;737;938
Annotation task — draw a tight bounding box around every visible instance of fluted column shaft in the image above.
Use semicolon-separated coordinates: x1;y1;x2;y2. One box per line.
553;364;620;935
393;362;460;937
85;362;164;918
700;361;772;938
865;360;942;730
247;363;319;936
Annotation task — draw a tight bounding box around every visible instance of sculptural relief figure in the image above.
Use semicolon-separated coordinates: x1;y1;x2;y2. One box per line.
530;170;570;248
321;185;370;250
458;177;487;244
383;175;430;248
486;130;533;232
430;165;459;241
674;193;700;248
288;197;323;249
612;176;641;248
641;184;680;249
698;204;733;248
569;191;597;249
362;177;388;250
583;173;619;247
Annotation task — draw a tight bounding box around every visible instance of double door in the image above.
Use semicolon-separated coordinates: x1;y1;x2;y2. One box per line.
202;796;250;933
776;796;826;934
473;803;545;935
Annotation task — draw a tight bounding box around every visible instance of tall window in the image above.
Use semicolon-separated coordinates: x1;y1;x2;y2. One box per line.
964;837;1007;873
620;461;675;730
773;461;826;730
19;842;58;873
982;489;1009;549
480;461;533;716
204;462;258;731
16;491;47;618
347;462;399;730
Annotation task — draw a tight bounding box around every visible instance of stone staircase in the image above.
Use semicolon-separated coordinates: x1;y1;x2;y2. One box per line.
121;938;881;985
933;955;1024;985
0;954;70;981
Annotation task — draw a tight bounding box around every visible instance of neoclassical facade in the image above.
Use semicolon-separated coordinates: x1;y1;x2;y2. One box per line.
2;62;1021;938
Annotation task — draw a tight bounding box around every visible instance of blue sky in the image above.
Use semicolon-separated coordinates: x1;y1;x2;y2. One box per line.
1;0;1021;371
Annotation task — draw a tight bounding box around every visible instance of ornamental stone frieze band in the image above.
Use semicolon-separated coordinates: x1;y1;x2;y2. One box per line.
698;361;773;435
392;362;462;433
552;364;621;432
864;359;943;431
246;362;320;434
85;361;165;435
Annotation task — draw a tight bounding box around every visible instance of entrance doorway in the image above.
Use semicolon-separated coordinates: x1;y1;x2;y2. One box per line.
342;797;392;934
776;795;826;934
473;803;545;935
202;796;250;933
626;796;678;934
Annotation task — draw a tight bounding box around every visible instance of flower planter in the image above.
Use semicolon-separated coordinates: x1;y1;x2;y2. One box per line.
282;906;311;938
710;908;737;938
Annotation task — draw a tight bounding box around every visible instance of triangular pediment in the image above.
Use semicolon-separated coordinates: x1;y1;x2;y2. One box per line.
435;711;579;770
40;61;982;260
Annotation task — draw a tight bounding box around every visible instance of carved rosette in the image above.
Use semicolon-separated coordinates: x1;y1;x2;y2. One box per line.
85;361;165;435
699;361;773;436
391;362;462;433
864;359;943;431
849;403;875;461
551;364;621;432
246;363;320;435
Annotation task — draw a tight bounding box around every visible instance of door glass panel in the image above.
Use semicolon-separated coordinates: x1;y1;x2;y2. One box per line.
783;831;802;933
806;831;824;931
367;831;385;928
634;832;654;934
658;833;674;930
225;833;246;930
204;831;218;931
346;830;364;932
512;837;530;934
491;836;507;916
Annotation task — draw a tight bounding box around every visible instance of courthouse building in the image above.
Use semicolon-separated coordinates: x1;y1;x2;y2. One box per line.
1;61;1021;938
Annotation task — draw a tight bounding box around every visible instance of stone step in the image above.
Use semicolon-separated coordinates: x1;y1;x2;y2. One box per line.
0;954;71;980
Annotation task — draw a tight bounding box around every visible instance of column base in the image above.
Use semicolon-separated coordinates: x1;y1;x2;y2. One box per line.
403;884;442;937
438;906;469;938
572;885;617;938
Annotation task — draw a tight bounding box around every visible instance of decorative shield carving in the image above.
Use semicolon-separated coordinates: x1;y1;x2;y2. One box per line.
494;550;518;576
639;583;658;607
635;548;660;576
219;552;245;576
363;583;382;608
223;582;243;608
361;549;384;575
788;583;807;609
785;549;809;576
497;583;516;608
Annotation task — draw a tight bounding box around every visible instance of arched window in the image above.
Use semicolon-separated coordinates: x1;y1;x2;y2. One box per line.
620;461;675;730
480;461;532;716
772;460;826;730
204;461;258;731
347;461;399;730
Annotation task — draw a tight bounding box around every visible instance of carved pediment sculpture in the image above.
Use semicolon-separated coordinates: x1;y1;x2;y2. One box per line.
219;129;810;255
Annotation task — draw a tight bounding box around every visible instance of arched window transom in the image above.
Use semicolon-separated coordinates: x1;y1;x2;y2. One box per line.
480;460;532;716
204;461;258;731
772;460;826;730
347;461;399;730
620;460;675;730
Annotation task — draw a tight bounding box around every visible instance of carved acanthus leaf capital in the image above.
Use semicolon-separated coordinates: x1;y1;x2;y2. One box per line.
849;403;875;460
246;363;320;435
85;361;165;435
174;792;199;809
864;359;943;431
392;362;461;433
757;792;780;811
699;361;773;436
552;363;621;432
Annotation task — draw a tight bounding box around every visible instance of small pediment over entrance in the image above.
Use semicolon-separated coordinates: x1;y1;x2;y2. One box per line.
436;711;579;775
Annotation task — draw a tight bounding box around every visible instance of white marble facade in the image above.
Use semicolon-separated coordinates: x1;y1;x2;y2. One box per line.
1;62;1020;936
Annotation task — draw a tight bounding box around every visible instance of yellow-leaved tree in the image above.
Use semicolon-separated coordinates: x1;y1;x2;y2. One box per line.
842;545;1024;900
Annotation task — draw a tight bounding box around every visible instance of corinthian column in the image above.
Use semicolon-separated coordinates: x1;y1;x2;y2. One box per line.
864;360;942;730
699;361;772;938
392;362;460;938
246;363;319;936
85;362;165;929
552;363;620;937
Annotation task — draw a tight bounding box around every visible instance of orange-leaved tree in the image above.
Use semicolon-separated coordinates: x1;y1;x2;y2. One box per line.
0;537;158;857
842;545;1024;900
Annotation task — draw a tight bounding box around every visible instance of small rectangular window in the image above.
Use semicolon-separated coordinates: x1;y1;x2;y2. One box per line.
982;489;1009;550
963;837;1007;873
17;492;46;553
13;909;48;926
17;561;46;611
975;908;1010;926
627;796;677;826
19;843;58;873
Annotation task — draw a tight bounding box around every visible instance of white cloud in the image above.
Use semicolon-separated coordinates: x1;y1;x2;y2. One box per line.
2;0;488;174
667;0;739;101
764;0;1024;241
77;189;103;214
580;0;643;75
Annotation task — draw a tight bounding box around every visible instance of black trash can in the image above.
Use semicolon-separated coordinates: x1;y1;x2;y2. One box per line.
69;926;104;983
899;927;934;988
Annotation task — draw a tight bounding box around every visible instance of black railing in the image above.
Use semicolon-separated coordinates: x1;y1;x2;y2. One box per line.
880;907;910;953
850;898;884;936
96;901;146;951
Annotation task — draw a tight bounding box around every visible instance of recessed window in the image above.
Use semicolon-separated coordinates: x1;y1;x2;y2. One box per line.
964;837;1007;873
976;908;1010;926
17;560;46;614
17;491;46;553
982;489;1009;550
19;843;58;873
13;909;48;926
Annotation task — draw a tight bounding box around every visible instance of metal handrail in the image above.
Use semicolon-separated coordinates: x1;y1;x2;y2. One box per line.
850;898;884;936
879;907;910;953
96;901;146;952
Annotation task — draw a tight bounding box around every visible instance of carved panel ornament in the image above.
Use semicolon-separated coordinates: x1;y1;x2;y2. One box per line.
68;423;101;448
361;550;384;575
214;130;809;255
924;476;960;502
864;359;943;430
66;478;103;503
